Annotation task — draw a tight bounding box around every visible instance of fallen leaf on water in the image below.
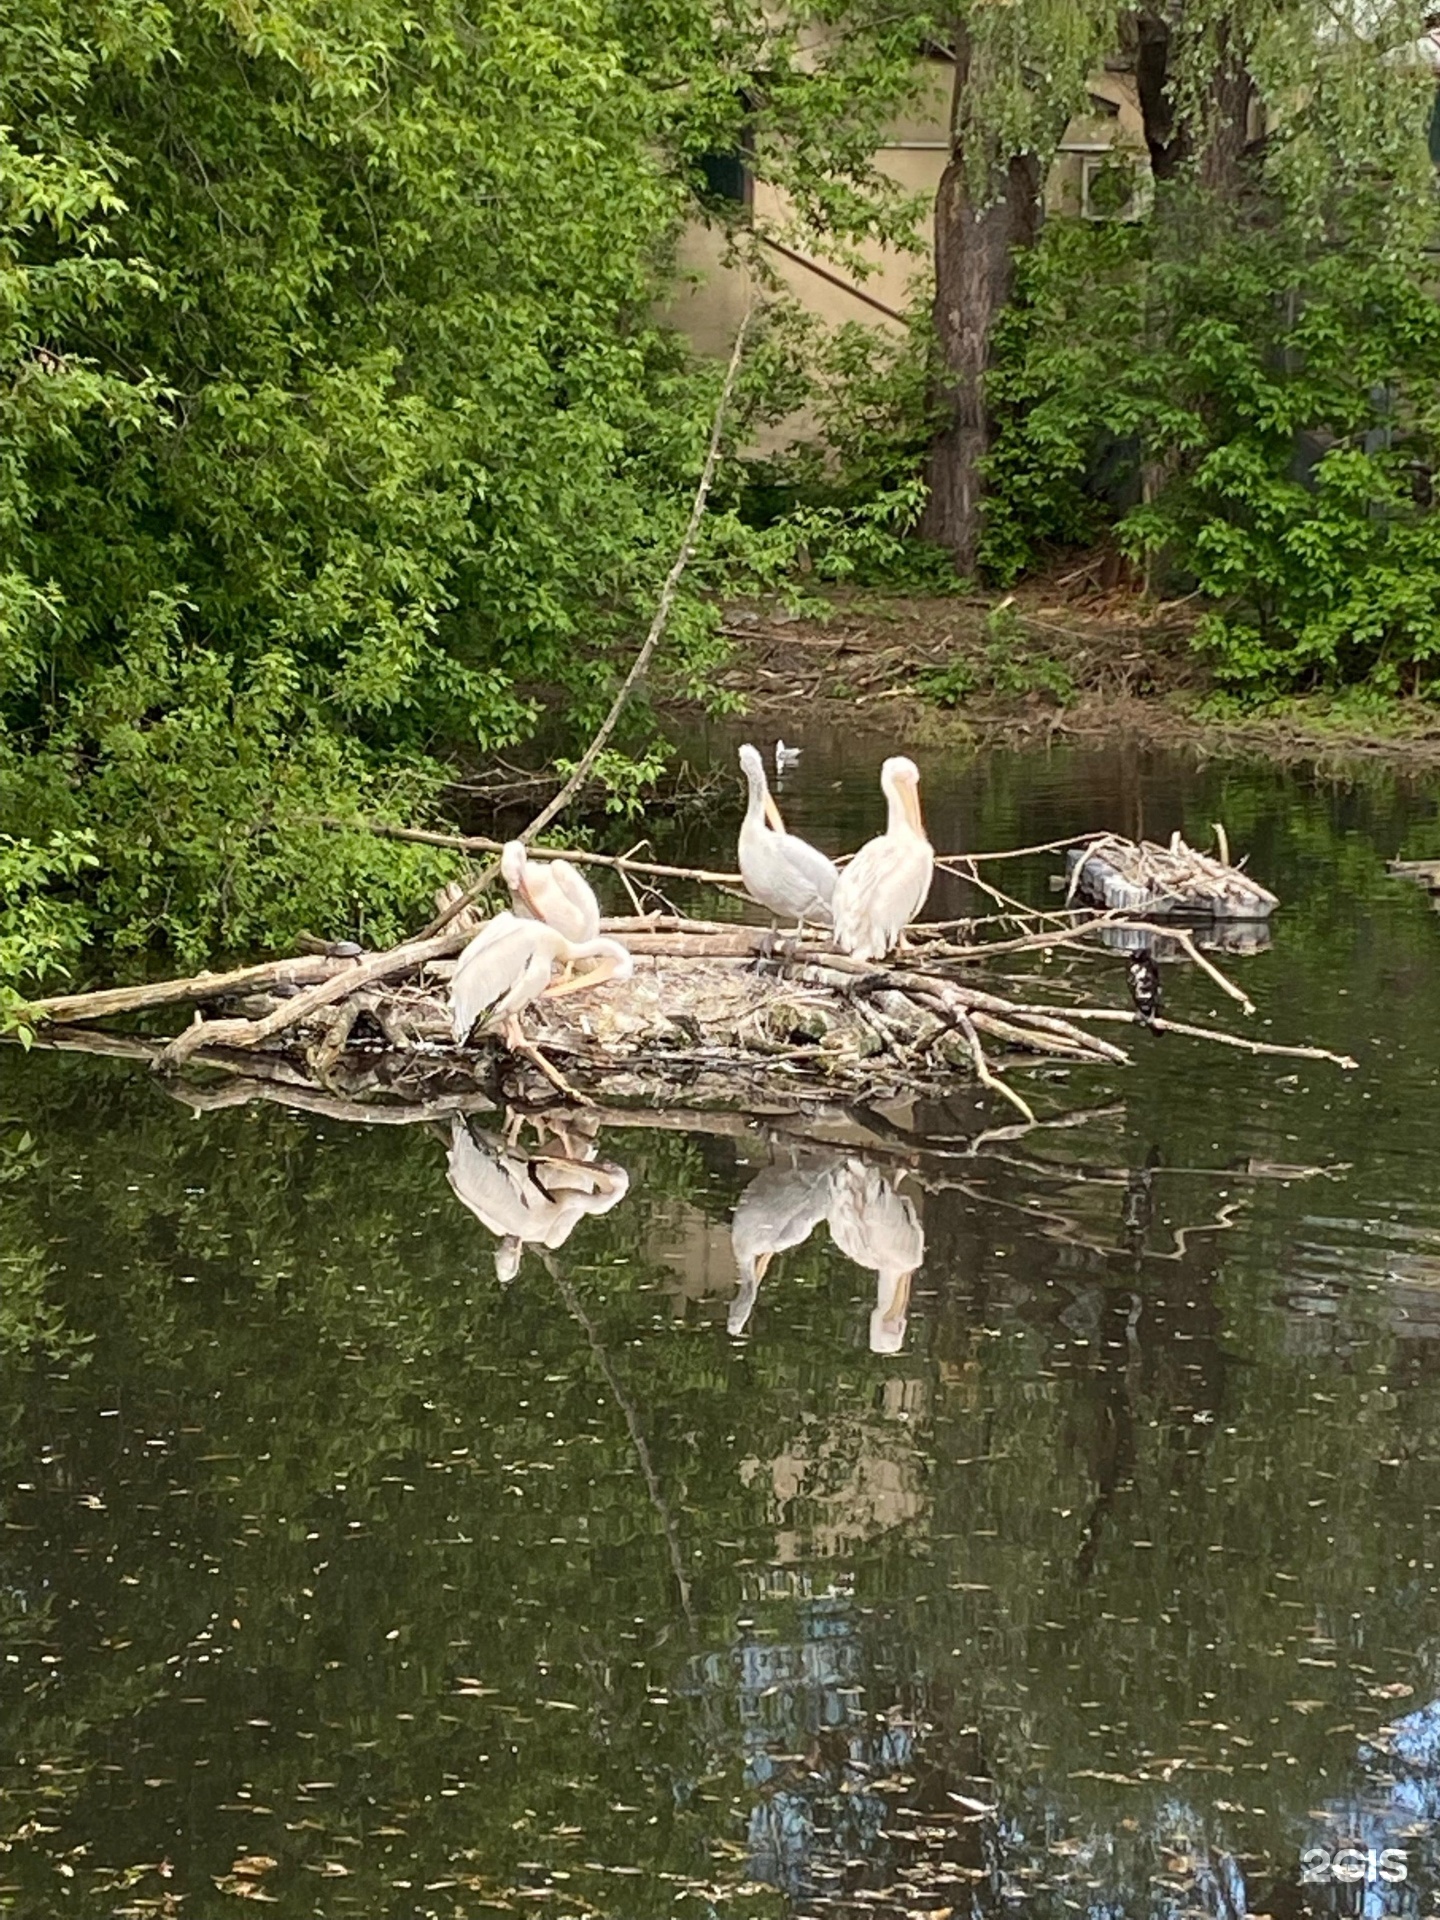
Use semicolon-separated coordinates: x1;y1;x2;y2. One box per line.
213;1876;278;1902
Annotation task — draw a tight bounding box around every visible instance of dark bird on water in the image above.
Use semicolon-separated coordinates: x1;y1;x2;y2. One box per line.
1126;951;1162;1028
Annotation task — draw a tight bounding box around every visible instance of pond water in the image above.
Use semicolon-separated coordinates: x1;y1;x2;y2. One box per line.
3;738;1440;1919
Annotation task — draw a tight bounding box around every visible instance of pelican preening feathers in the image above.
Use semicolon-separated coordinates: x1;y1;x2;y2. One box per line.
450;910;632;1049
500;839;600;945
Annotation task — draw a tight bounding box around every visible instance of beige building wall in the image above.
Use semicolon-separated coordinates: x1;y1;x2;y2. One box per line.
663;59;1148;386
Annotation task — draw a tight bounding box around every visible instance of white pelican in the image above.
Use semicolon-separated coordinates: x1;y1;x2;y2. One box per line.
830;756;933;961
446;1118;629;1282
500;840;600;945
737;743;837;934
728;1159;836;1335
450;910;632;1048
826;1158;924;1355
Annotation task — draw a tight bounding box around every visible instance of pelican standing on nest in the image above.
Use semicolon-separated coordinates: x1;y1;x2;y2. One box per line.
450;910;632;1049
737;742;837;937
831;756;933;961
826;1158;925;1355
500;839;600;944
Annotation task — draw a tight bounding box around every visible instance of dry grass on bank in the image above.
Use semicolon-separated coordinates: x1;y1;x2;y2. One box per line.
683;572;1440;770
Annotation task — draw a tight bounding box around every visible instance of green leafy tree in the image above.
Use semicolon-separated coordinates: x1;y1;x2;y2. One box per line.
980;1;1440;692
1;0;759;977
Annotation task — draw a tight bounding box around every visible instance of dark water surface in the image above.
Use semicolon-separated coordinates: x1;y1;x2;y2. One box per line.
3;739;1440;1919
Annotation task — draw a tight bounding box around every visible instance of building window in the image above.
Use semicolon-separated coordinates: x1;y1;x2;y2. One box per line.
697;149;751;206
1081;153;1142;221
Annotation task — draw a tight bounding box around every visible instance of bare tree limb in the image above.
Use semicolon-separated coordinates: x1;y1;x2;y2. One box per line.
416;308;756;943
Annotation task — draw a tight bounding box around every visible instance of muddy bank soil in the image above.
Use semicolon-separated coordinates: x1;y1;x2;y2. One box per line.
675;580;1440;771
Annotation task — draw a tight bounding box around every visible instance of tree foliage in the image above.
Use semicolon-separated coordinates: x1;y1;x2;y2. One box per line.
980;1;1440;692
0;0;758;979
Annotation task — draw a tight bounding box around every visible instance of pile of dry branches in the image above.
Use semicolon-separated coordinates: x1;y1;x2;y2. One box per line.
1066;829;1280;920
20;852;1355;1129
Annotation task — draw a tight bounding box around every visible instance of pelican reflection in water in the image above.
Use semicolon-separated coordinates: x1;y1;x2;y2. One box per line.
728;1152;925;1352
446;1117;629;1282
827;1158;924;1355
728;1160;836;1336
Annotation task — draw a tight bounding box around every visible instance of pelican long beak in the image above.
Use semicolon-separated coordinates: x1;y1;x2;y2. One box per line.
901;776;926;838
754;1250;774;1284
763;791;787;833
515;869;547;919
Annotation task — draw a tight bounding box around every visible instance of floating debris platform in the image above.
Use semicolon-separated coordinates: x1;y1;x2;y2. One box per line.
1066;832;1279;921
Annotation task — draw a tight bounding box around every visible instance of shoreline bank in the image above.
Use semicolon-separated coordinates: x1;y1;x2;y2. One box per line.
674;585;1440;773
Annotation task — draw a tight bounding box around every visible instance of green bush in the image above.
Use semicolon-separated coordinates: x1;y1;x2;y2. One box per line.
0;830;97;1032
0;0;742;983
983;206;1440;694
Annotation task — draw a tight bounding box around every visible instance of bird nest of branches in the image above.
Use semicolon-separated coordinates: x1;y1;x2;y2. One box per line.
19;838;1354;1130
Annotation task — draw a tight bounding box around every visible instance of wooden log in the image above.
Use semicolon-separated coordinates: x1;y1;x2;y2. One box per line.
28;953;350;1025
158;925;472;1067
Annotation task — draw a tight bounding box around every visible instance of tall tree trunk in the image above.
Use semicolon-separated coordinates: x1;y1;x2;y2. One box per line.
920;38;1043;575
1136;10;1192;181
1197;21;1257;200
1135;8;1256;200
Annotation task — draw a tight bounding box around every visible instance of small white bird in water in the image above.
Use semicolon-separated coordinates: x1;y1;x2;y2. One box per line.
831;756;933;961
774;739;802;775
737;742;837;936
450;910;632;1049
500;839;600;945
